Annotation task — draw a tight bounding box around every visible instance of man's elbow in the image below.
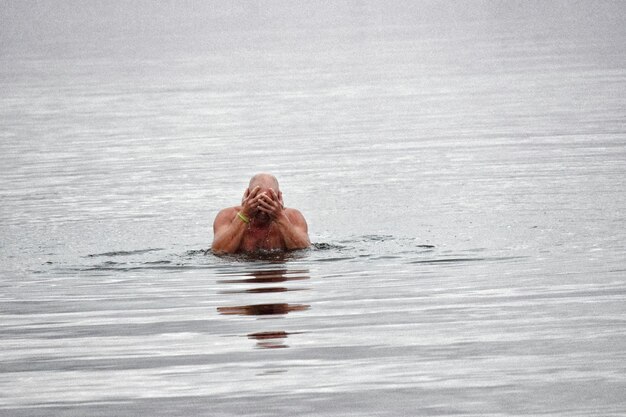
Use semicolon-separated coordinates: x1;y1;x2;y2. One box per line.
211;246;236;255
211;238;235;254
287;236;310;250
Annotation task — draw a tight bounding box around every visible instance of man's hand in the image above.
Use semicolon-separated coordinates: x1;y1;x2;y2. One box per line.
241;186;264;217
257;189;284;220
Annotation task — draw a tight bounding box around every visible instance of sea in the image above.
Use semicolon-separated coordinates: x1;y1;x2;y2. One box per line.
1;1;625;416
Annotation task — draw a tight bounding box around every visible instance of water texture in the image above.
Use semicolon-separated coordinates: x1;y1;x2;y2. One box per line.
1;1;626;416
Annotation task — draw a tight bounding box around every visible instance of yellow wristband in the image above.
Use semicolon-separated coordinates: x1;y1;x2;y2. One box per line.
237;212;250;224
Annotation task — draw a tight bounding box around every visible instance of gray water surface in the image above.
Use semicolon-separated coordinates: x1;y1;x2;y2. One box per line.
1;1;626;416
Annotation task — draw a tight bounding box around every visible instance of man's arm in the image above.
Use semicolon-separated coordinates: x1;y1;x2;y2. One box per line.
257;189;310;250
275;209;311;250
212;186;264;254
211;207;248;254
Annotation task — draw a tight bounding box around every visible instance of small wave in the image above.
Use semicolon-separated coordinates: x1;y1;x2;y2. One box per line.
408;256;526;265
361;234;394;241
317;256;355;262
312;242;347;251
338;235;393;244
409;257;487;264
86;248;164;258
186;241;377;256
79;264;190;272
211;250;308;263
184;249;212;256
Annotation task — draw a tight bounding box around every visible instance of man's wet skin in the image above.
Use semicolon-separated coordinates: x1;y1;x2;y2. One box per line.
211;174;310;254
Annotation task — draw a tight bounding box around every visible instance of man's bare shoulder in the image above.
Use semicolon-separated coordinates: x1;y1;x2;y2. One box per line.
213;206;241;226
284;207;304;216
220;206;242;214
284;207;307;224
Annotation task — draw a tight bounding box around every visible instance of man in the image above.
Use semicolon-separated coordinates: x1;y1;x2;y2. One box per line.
211;173;310;254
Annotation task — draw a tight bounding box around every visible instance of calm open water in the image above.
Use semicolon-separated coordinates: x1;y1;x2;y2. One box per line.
1;1;626;416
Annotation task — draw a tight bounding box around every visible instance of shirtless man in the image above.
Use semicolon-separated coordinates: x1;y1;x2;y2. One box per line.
211;173;310;254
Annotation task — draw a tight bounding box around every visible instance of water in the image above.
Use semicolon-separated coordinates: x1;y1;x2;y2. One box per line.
1;1;626;415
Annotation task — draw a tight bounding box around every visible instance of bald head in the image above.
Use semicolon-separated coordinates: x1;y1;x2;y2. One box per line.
249;173;280;192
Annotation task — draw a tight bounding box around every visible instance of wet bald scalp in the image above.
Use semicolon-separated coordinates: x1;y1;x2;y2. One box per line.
248;173;280;191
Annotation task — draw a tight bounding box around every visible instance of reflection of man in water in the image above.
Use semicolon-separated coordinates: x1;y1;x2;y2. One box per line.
212;173;310;253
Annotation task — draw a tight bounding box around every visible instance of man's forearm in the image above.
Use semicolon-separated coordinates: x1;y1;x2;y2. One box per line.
275;214;310;250
212;217;247;253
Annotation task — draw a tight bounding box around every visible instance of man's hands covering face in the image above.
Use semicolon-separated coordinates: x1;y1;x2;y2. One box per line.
241;186;263;217
256;189;284;220
241;186;284;220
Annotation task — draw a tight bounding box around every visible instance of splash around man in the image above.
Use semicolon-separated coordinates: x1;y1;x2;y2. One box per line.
211;173;310;254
